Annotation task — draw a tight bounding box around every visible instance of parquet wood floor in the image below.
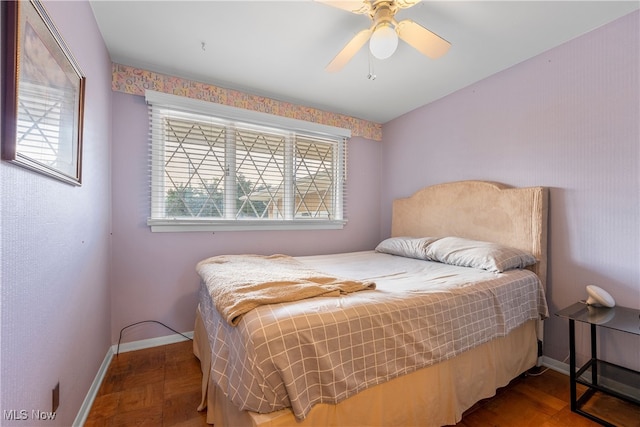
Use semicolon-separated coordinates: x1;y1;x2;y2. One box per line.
85;340;640;426
85;340;206;427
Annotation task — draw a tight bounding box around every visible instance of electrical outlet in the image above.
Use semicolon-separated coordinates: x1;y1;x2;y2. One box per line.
52;382;59;412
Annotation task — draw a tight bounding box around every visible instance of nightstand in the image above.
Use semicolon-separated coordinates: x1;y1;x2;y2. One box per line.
556;302;640;426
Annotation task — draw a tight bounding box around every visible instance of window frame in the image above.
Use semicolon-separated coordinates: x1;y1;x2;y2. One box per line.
145;90;350;232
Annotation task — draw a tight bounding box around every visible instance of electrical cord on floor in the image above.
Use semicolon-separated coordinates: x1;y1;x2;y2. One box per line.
116;320;193;357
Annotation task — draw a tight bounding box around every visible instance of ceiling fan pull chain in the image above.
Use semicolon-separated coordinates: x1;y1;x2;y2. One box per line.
367;50;377;80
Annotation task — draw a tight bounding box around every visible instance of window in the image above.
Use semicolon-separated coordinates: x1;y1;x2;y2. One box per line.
146;91;350;232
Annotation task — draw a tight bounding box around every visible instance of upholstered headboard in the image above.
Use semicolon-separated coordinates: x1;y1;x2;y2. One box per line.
391;181;549;289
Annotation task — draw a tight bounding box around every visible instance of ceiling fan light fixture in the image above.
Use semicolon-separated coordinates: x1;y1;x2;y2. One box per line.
369;23;398;60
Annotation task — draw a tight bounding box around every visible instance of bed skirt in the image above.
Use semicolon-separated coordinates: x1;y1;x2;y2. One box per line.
193;310;538;427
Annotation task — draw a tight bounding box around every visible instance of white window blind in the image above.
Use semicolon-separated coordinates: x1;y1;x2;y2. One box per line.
146;91;349;232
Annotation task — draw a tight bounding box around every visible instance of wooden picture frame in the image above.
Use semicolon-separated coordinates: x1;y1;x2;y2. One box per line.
2;0;85;185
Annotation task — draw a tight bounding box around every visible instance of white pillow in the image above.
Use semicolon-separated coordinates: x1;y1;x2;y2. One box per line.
425;236;537;273
375;237;439;260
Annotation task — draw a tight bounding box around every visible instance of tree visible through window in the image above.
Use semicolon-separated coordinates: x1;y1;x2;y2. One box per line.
165;174;267;218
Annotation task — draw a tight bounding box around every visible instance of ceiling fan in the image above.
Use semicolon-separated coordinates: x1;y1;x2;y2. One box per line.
321;0;451;72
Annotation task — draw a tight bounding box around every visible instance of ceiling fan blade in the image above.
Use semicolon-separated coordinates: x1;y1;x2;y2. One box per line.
394;0;420;9
396;19;451;59
326;28;373;72
316;0;371;14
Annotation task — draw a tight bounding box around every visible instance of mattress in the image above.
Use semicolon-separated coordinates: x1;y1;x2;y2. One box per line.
197;250;548;421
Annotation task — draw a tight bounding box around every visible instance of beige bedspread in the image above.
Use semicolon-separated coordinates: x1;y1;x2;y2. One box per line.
198;251;548;421
196;254;376;326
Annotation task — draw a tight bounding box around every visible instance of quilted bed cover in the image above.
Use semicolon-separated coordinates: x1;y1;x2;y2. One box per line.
198;250;549;421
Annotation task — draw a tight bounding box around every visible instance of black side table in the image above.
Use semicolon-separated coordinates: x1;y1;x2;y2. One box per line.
556;302;640;426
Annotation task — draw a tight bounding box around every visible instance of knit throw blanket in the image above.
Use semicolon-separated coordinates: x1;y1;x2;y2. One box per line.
197;254;376;326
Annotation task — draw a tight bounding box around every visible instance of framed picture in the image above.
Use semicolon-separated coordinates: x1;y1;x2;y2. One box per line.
2;0;85;185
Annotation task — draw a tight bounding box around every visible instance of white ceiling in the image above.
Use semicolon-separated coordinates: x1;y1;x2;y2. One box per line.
90;1;639;124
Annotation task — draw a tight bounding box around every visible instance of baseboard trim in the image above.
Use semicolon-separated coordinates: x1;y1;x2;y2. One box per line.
113;330;194;355
73;347;114;427
73;331;194;426
540;356;570;375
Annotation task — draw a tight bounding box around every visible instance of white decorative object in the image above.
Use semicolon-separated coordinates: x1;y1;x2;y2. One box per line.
585;285;616;308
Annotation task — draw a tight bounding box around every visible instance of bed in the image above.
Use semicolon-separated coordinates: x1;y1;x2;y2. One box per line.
193;180;549;427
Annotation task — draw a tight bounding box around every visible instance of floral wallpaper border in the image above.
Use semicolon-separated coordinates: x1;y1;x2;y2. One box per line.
112;63;382;141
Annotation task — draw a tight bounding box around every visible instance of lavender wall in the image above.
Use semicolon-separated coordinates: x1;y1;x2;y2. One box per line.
381;11;639;370
110;91;382;343
0;1;112;425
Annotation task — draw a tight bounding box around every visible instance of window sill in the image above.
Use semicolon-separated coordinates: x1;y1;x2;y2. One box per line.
147;218;347;232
